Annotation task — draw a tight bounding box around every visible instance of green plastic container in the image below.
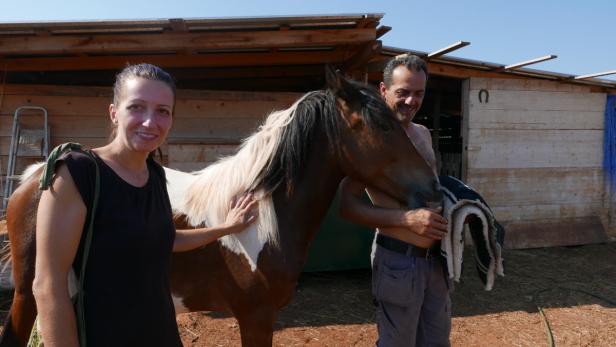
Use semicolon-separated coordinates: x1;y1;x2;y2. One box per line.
303;191;375;272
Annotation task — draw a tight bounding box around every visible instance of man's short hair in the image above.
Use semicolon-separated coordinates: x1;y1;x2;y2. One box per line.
382;54;429;88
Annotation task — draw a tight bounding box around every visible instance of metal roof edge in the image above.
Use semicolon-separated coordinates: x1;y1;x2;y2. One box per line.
382;46;616;90
0;13;384;29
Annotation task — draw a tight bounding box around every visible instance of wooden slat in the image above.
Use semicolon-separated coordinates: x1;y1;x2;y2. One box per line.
0;49;352;72
1;83;300;101
470;77;592;93
168;143;239;162
343;41;382;72
467;109;603;130
468;89;606;112
159;65;324;80
0;116;110;137
491;202;605;223
467;129;602;168
375;26;391;39
0;29;375;55
0;96;109;117
504;216;607;249
465;167;604;207
0;95;297;119
0;115;262;139
0;15;382;32
167;143;239;171
168;117;261;140
0;84;112;97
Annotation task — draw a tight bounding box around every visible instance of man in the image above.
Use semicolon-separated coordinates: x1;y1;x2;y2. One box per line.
339;55;451;347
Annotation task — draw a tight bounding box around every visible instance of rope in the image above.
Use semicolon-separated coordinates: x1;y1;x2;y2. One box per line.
35;143;99;347
537;306;555;347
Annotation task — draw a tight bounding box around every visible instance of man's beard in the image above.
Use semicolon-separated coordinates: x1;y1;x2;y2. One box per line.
394;106;416;124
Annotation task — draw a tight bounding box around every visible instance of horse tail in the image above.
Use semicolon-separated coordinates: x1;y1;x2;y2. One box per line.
0;173;42;347
0;221;22;347
0;220;14;290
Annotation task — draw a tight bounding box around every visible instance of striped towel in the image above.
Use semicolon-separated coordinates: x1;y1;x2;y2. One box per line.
439;175;505;291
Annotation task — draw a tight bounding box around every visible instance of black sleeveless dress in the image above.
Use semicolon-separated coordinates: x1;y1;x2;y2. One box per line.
60;151;183;347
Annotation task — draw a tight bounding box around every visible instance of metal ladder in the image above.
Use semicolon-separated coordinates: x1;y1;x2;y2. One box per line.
2;106;49;210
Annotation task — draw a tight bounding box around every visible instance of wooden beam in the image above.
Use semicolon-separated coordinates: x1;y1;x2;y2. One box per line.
498;54;557;71
0;29;375;55
574;70;616;80
0;50;353;72
343;41;382;72
168;18;188;32
427;62;520;79
375;26;391;39
168;65;324;80
366;58;528;80
427;41;470;59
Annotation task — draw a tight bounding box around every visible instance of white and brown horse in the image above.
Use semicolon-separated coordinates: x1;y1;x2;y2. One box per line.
0;70;442;346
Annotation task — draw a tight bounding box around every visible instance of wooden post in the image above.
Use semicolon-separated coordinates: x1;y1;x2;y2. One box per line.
432;90;442;173
460;79;470;182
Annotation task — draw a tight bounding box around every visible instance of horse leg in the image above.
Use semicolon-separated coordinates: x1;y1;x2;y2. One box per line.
0;250;37;347
1;200;38;347
0;290;37;347
236;308;276;347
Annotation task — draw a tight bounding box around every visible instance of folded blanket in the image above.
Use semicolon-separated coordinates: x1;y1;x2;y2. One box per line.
439;175;505;290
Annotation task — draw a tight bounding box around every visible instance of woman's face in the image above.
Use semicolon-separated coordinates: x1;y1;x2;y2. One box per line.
110;77;174;154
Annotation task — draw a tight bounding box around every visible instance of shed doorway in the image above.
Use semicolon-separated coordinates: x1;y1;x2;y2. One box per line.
414;75;464;178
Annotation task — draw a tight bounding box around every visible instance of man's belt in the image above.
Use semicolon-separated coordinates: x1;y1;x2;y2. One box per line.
376;234;441;259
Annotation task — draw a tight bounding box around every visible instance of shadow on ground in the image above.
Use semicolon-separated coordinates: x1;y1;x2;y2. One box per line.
270;242;616;330
2;243;615;333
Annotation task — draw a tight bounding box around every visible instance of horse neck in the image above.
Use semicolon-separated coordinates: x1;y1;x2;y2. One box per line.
270;130;344;270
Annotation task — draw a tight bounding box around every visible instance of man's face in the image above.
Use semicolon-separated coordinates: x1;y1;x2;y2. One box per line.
380;66;427;126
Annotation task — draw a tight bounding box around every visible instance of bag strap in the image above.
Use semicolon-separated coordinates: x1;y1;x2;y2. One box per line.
39;142;99;347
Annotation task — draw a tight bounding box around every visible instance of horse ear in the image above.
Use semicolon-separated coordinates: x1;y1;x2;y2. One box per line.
324;65;361;104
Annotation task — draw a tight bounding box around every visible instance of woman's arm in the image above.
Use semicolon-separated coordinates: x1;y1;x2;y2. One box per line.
32;164;86;347
173;193;258;252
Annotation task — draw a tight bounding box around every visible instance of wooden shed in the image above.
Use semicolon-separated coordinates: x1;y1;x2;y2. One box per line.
1;15;615;269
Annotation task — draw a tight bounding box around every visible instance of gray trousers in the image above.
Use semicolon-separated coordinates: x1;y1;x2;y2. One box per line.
372;244;452;347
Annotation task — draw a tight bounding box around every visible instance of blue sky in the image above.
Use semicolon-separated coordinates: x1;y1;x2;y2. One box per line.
2;0;614;81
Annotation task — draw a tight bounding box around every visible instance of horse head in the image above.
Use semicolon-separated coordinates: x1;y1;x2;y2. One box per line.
325;67;442;209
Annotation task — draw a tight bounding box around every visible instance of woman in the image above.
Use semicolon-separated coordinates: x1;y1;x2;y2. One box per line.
31;64;257;347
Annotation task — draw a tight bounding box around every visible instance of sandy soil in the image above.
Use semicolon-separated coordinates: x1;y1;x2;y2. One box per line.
176;243;616;346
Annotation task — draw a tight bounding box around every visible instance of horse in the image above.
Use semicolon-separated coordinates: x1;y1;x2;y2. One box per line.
0;69;442;346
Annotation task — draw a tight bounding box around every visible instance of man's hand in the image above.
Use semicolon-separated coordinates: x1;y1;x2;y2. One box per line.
402;207;448;240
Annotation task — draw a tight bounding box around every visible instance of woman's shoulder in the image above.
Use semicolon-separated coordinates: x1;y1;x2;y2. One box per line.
59;150;98;176
56;150;99;203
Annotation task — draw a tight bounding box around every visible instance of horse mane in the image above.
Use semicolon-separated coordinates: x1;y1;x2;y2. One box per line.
178;91;318;250
171;82;397;266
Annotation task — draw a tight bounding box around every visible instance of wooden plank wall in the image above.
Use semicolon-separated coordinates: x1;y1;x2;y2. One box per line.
0;84;300;197
463;78;609;248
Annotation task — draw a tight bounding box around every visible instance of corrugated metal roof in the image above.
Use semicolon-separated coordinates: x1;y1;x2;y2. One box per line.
382;46;616;90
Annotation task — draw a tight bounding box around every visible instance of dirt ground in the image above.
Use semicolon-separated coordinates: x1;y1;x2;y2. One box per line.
175;243;616;347
2;243;616;346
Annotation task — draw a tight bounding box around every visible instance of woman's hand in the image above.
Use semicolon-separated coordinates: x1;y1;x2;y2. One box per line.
174;192;259;252
224;192;259;231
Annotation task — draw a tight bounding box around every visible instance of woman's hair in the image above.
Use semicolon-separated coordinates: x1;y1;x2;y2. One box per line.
113;63;177;108
109;64;176;140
